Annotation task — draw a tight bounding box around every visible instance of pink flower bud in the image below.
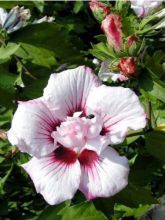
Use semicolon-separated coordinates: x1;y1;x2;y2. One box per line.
89;0;110;21
118;57;137;77
127;35;138;47
101;14;123;51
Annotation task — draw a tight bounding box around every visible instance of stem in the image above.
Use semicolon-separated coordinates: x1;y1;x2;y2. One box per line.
15;56;37;80
147;101;157;129
139;15;157;30
136;25;155;35
148;101;152;130
0;32;37;80
151;106;157;129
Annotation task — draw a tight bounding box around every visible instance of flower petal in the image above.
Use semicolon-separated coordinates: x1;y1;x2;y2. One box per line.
86;85;146;144
79;147;129;200
8;98;60;157
43;66;101;119
0;8;8;26
84;136;109;154
130;0;163;17
22;147;81;205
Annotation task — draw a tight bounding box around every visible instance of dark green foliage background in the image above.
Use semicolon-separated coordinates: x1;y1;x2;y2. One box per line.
0;1;164;220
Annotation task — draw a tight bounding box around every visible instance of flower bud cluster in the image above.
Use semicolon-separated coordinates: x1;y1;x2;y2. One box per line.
89;0;164;81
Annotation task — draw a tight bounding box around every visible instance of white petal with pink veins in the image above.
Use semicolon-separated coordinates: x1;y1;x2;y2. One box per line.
43;66;101;119
87;114;103;139
7;98;60;157
22;148;81;205
84;136;109;154
86;85;146;144
79;147;129;200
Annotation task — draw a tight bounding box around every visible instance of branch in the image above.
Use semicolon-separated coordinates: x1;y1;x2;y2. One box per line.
15;56;37;80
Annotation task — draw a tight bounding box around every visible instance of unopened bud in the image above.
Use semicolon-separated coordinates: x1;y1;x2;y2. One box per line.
101;14;123;51
127;35;138;47
118;57;137;77
89;0;110;22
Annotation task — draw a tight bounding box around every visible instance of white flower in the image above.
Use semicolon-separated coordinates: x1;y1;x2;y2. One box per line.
8;66;146;205
33;16;55;24
0;6;31;33
130;0;163;17
98;60;128;82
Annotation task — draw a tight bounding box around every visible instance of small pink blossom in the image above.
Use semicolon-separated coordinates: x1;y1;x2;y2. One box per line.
101;14;123;51
130;0;163;17
8;66;146;205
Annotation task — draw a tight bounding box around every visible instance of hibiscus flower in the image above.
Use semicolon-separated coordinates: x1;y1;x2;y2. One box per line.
8;66;146;205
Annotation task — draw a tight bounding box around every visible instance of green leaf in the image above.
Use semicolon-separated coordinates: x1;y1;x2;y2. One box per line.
11;23;82;63
33;0;45;12
0;1;36;9
38;203;67;220
0;67;17;107
0;200;8;216
0;164;13;194
0;43;20;63
22;78;48;99
145;130;165;160
139;73;165;103
60;202;108;220
145;51;165;78
90;42;116;61
95;182;155;219
38;202;107;220
114;204;150;218
126;135;141;145
115;0;130;14
129;155;162;185
122;15;136;36
16;43;56;68
73;1;84;14
113;183;156;207
0;108;12;127
150;81;165;103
